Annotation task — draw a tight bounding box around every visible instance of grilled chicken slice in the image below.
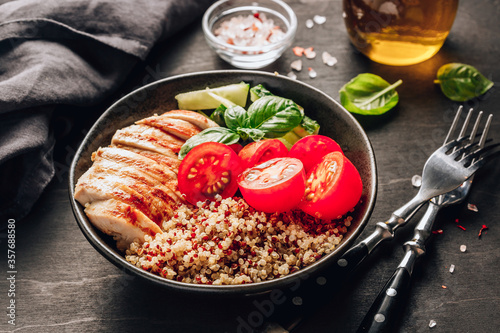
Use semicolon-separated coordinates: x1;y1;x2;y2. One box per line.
158;110;219;130
112;124;184;158
84;199;162;251
114;145;181;173
75;169;175;225
90;156;181;202
136;116;202;140
94;147;180;188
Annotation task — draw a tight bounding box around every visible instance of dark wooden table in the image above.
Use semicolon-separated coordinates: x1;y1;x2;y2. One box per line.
2;0;499;332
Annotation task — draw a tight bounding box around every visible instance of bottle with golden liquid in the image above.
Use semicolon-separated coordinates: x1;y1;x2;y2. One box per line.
343;0;459;66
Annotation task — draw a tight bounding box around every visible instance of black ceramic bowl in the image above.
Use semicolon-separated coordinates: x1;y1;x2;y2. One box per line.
69;70;377;295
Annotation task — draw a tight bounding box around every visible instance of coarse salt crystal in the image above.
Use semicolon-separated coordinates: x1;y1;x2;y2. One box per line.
467;203;478;212
305;19;314;28
293;46;305;56
313;15;326;25
304;47;316;59
308;67;317;78
290;59;302;71
429;320;437;328
449;264;455;273
322;51;337;66
460;244;467;252
287;71;297;80
214;13;285;48
411;175;422;188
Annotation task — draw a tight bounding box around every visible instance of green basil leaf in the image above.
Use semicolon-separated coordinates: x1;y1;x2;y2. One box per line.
246;96;304;138
435;63;494;102
339;73;402;115
236;127;265;142
179;127;240;160
250;84;273;102
224;105;248;131
210;104;227;127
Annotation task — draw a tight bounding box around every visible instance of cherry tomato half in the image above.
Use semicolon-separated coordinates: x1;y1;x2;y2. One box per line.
178;142;243;205
228;143;243;154
238;139;288;170
299;151;362;220
288;135;343;173
237;157;306;213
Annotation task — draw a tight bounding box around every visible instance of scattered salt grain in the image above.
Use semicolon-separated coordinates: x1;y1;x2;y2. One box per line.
305;19;314;29
322;51;338;66
429;320;437;328
290;59;303;71
449;264;455;273
313;15;326;25
304;47;316;59
293;46;305;56
467;203;478;212
460;244;467;252
287;71;297;80
412;175;422;188
308;67;317;78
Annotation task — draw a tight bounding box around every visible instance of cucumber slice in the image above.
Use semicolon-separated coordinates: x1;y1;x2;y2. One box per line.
280;131;302;148
175;82;249;110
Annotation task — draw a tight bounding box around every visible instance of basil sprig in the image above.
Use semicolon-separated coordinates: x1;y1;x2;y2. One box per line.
434;63;494;102
340;73;402;115
179;96;304;159
178;127;240;160
246;96;304;138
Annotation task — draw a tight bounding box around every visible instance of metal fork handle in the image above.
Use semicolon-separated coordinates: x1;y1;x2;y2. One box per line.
357;200;442;333
335;191;426;269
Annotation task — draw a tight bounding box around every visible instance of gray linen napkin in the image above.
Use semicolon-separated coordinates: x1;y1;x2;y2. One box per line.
0;0;215;223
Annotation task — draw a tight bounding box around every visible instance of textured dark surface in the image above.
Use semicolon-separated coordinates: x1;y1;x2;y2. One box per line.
1;0;499;332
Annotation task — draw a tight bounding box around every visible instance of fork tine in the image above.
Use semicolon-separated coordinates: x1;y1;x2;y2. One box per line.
443;105;463;144
459;108;474;140
468;110;483;144
478;114;493;149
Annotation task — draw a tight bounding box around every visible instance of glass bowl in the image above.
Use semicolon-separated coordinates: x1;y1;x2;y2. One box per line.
202;0;297;69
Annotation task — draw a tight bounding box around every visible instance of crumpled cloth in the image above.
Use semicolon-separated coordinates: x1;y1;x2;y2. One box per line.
0;0;215;223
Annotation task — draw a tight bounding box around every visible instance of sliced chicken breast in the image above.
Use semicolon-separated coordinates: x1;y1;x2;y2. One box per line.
114;145;181;173
136;116;202;140
89;154;182;203
75;171;171;225
159;110;219;130
111;124;184;158
94;147;179;187
84;199;162;251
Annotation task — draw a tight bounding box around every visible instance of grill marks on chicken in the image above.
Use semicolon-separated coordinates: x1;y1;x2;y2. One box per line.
75;110;213;250
85;199;163;251
137;116;202;140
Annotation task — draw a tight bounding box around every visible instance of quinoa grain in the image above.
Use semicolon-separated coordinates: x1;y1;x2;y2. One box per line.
125;196;351;285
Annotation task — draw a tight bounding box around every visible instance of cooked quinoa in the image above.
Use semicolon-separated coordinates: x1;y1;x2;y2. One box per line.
125;196;353;285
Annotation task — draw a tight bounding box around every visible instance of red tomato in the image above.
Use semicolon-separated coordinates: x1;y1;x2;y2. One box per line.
288;135;343;173
238;139;288;170
299;151;362;220
228;143;243;154
237;157;306;213
178;142;243;205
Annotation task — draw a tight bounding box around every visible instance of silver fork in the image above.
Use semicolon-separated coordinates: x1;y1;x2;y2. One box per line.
334;106;495;278
357;109;493;333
